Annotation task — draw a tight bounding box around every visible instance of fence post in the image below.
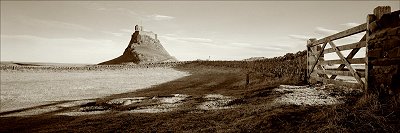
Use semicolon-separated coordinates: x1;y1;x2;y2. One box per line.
307;38;317;83
306;41;310;80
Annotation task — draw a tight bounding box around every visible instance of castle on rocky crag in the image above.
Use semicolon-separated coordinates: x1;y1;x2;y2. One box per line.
99;24;176;65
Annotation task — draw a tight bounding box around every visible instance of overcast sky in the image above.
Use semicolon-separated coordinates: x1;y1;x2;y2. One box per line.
1;1;399;64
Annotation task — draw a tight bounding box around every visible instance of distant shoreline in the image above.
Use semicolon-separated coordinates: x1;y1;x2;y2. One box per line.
0;61;93;67
0;61;190;71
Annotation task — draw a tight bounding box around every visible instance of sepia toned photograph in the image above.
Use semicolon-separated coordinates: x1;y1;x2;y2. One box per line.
1;1;399;132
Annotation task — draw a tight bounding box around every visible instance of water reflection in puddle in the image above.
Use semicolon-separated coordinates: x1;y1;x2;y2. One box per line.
198;94;235;110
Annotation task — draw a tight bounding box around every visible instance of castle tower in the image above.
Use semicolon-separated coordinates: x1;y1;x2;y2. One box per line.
135;25;141;31
130;25;142;45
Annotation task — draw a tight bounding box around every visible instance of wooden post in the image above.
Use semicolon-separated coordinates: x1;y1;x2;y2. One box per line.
307;39;329;80
317;45;325;78
307;38;317;83
366;14;375;91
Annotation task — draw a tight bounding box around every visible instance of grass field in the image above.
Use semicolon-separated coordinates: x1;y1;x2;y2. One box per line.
0;63;399;132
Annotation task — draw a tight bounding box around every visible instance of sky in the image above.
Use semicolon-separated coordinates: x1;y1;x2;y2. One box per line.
1;1;399;64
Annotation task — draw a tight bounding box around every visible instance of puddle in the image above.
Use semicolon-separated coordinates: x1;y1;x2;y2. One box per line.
57;102;110;116
204;94;231;100
57;110;110;116
57;94;190;114
127;94;189;113
57;100;96;108
79;105;108;112
278;85;308;89
198;94;235;110
129;103;182;113
106;97;146;106
158;94;189;104
3;93;239;116
273;85;342;106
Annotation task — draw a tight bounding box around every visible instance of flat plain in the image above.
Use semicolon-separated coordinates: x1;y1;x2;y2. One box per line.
0;62;398;132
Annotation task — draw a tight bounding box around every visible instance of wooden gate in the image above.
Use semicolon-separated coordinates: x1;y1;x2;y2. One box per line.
306;23;367;89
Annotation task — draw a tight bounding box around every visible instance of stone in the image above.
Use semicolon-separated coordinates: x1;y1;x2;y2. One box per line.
368;48;382;58
371;58;400;66
387;47;400;58
367;40;378;49
387;27;399;36
383;38;400;50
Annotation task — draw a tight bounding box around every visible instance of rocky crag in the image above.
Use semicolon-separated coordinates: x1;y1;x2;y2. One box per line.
99;25;176;65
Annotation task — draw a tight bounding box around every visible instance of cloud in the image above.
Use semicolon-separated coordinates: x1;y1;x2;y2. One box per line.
288;34;310;41
315;27;338;36
109;32;124;37
341;22;360;28
120;29;133;33
161;35;283;51
115;8;138;16
1;34;114;46
229;42;284;52
179;37;213;43
158;34;288;61
147;14;175;21
1;34;119;63
96;7;107;11
158;35;185;43
84;3;172;22
101;31;126;37
231;42;252;47
16;16;92;31
32;19;91;31
83;2;107;10
198;42;219;47
83;3;141;20
246;45;284;52
314;25;365;42
159;35;212;43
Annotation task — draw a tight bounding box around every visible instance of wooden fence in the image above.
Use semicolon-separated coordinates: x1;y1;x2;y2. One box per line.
307;23;367;89
306;6;396;90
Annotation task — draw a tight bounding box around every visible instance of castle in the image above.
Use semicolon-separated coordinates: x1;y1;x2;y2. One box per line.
134;25;157;41
99;24;176;65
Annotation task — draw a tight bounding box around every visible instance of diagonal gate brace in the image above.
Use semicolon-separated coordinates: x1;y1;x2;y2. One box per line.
330;34;366;79
328;41;364;86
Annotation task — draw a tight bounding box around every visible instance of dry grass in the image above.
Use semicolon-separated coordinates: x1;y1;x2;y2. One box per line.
1;58;399;132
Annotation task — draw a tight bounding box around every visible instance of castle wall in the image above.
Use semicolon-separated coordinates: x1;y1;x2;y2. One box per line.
140;31;158;41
